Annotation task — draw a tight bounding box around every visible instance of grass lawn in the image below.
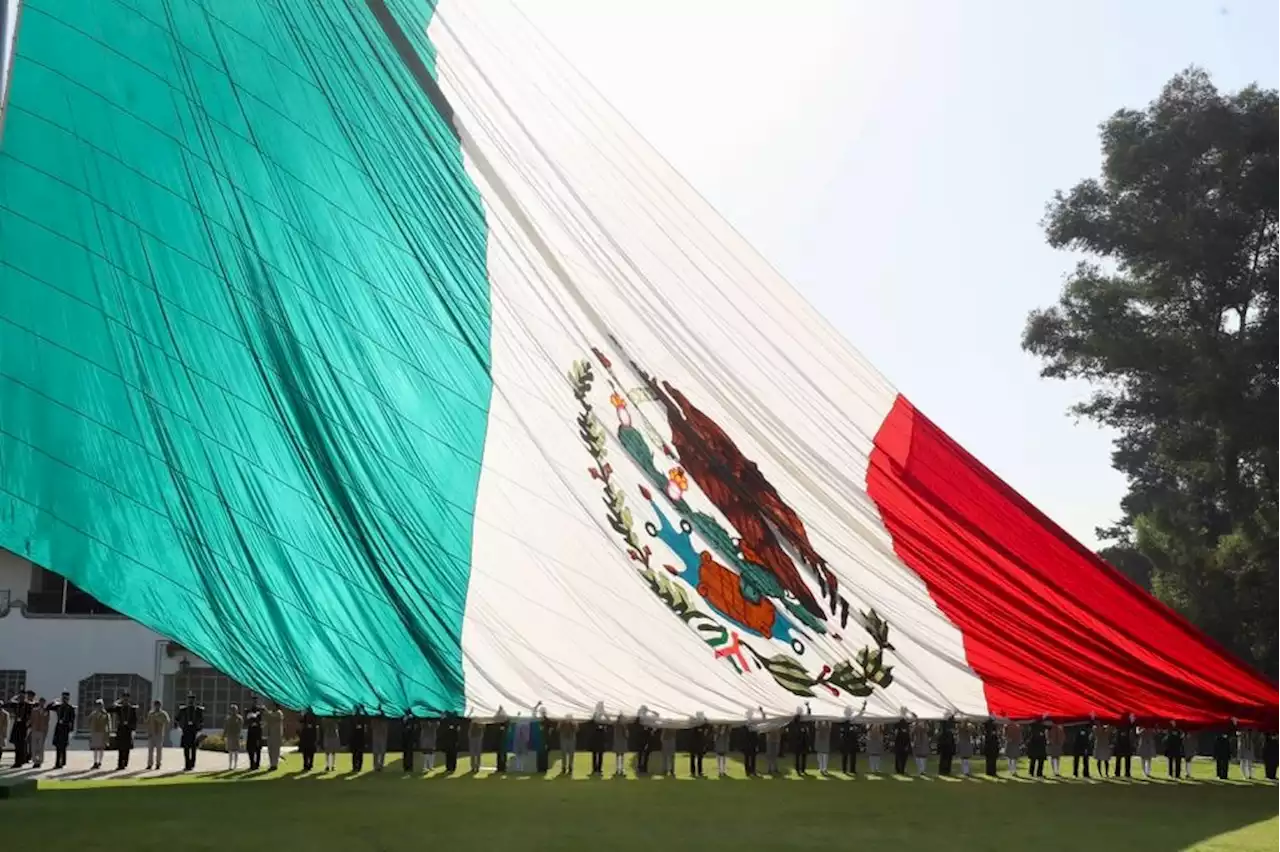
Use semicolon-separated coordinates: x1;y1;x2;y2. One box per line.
5;754;1275;851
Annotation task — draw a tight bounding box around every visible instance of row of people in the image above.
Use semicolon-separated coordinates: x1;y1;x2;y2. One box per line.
7;692;1274;782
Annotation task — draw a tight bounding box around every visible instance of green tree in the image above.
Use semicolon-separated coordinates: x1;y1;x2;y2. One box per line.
1023;68;1277;677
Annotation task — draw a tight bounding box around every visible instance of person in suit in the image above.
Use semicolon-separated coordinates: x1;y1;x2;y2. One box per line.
1263;731;1277;781
49;690;76;770
1027;716;1048;778
348;705;369;772
790;711;812;775
441;713;462;774
299;707;320;772
398;709;417;774
224;704;243;770
892;712;912;775
982;717;1000;776
938;714;957;777
1213;720;1236;780
1114;713;1136;778
493;708;510;773
590;711;609;776
265;702;285;771
243;698;265;771
689;714;709;777
1071;718;1093;778
1164;720;1185;779
109;692;139;771
143;700;170;771
174;693;204;772
741;719;760;777
838;715;860;775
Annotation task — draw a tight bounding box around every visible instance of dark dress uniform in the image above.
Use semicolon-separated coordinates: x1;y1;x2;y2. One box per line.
1213;724;1235;779
110;698;138;770
175;700;204;771
7;692;34;766
838;721;860;774
49;698;77;769
398;711;417;773
791;717;812;774
689;722;709;777
893;718;912;775
1027;719;1048;777
1163;727;1184;778
982;719;1000;776
348;711;369;772
298;709;320;772
1263;732;1278;781
590;719;608;775
535;718;550;773
1071;723;1092;777
494;718;509;773
244;704;265;770
441;715;461;773
741;724;760;776
938;718;957;776
1114;717;1134;777
636;724;655;774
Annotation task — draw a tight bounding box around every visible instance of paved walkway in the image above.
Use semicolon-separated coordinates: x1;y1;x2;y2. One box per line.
0;746;280;780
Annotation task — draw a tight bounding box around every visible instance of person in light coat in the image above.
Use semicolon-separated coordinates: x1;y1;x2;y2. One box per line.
558;718;579;776
660;726;678;777
866;723;885;774
911;718;931;776
612;715;630;777
370;714;389;772
1137;725;1158;778
144;700;170;771
1047;720;1066;777
1093;723;1112;777
87;699;111;770
321;716;341;773
1003;720;1022;776
28;698;50;768
814;720;833;775
223;705;243;770
956;719;975;777
468;716;486;773
265;702;285;771
713;723;731;777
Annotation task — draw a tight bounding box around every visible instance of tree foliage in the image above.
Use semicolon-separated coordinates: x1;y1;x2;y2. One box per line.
1023;68;1277;676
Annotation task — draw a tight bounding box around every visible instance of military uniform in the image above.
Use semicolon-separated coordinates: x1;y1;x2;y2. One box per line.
299;709;320;772
398;711;417;773
87;702;111;769
243;703;265;770
28;700;49;767
7;691;34;767
348;711;370;772
689;721;708;777
144;704;170;770
892;718;911;775
791;716;812;775
109;697;138;770
1164;725;1184;779
1026;718;1047;777
175;698;204;771
440;714;461;773
981;719;1000;776
493;715;509;773
1114;716;1135;777
224;710;244;770
937;717;956;776
1262;732;1277;781
1071;723;1092;777
1213;723;1234;780
265;705;285;771
838;720;859;774
636;722;655;775
589;717;608;775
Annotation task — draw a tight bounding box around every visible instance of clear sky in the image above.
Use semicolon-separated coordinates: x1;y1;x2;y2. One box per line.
512;0;1279;548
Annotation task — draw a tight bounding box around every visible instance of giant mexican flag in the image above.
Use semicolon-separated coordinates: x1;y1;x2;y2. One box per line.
0;0;1273;725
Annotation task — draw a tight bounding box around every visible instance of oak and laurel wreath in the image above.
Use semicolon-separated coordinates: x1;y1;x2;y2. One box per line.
569;356;895;699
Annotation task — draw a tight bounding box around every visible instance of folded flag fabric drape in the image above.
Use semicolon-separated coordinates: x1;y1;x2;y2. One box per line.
0;0;1273;726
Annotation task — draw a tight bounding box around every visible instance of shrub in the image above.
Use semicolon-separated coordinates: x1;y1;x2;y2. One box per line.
198;734;226;752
